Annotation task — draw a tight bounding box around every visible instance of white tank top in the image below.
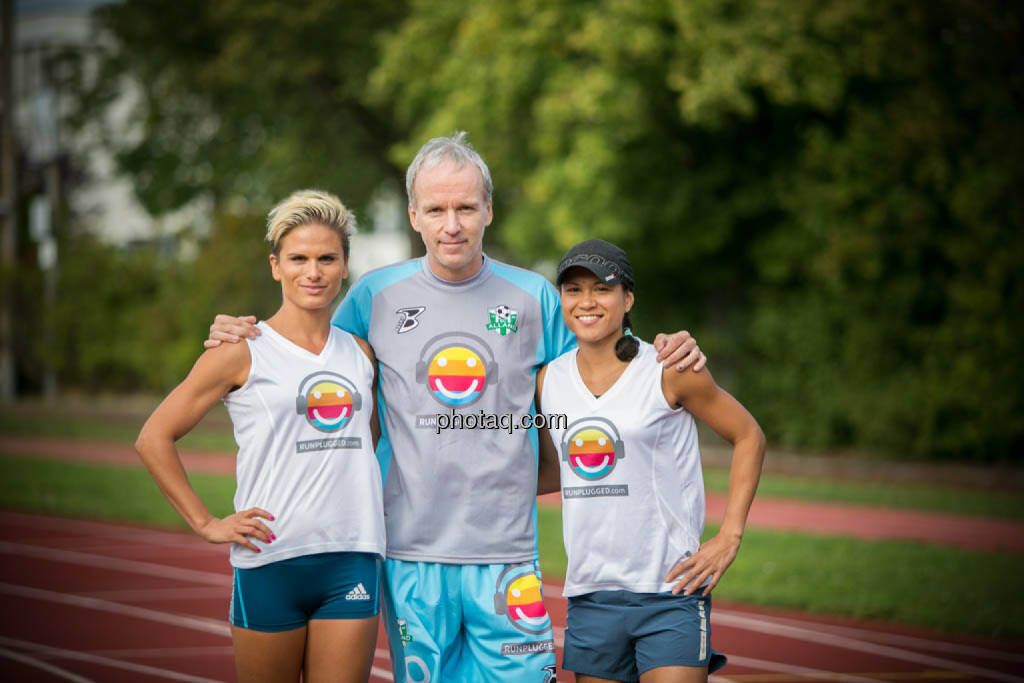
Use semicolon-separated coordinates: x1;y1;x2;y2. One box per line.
542;341;705;596
223;322;384;568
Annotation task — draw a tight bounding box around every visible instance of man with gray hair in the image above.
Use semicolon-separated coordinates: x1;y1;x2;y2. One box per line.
208;131;704;681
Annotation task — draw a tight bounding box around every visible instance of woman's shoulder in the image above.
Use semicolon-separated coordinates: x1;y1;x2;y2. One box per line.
329;326;376;371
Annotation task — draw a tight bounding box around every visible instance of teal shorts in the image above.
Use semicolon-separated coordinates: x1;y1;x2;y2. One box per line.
229;552;379;632
380;559;557;683
564;590;727;681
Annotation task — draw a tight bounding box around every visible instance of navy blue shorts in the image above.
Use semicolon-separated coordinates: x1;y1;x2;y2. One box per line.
229;552;380;632
563;590;727;681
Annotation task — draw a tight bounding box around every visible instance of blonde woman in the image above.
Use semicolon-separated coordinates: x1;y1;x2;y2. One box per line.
136;190;384;682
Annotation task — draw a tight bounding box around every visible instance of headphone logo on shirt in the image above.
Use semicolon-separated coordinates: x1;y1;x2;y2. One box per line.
493;563;551;635
295;371;362;432
561;417;625;480
415;332;498;407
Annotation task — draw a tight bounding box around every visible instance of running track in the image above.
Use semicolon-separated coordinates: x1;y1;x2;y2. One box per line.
1;511;1022;682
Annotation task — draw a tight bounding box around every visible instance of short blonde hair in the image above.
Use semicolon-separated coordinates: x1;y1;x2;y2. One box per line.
266;189;355;258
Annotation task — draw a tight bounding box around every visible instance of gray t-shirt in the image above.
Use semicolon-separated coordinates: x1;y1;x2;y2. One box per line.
333;255;576;563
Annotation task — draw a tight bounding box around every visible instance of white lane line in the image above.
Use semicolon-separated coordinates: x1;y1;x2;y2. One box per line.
724;654;880;682
80;586;229;602
0;646;96;682
736;612;1024;664
545;583;1021;680
6;583;397;680
56;646;234;660
0;637;225;682
1;511;223;549
713;611;1024;683
0;582;231;637
0;541;230;586
371;665;394;681
14;525;1015;681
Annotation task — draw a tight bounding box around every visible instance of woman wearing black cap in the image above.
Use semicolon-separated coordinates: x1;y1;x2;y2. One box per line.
536;239;765;682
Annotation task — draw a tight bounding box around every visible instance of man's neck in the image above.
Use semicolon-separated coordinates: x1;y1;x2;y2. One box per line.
426;254;485;282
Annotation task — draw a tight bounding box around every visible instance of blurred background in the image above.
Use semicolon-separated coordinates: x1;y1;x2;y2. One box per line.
2;2;1024;664
2;0;1022;462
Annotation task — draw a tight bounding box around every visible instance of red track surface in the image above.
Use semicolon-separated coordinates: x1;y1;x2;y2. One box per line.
1;511;1022;682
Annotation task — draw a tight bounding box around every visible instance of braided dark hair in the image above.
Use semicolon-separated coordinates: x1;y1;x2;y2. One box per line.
615;311;640;361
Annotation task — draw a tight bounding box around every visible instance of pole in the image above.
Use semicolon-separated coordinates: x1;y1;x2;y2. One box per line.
0;0;17;401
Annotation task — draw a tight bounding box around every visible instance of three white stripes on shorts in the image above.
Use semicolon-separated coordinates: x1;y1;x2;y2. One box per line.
345;583;372;601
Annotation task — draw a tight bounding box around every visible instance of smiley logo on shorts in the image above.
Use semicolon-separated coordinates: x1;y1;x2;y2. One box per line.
295;372;362;433
562;417;624;480
494;563;551;635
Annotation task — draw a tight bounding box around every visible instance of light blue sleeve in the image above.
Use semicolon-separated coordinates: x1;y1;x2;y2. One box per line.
332;278;372;338
489;262;577;367
540;279;576;363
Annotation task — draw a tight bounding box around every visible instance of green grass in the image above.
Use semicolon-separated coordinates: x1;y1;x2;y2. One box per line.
0;454;236;527
709;524;1024;640
702;467;1024;520
0;410;239;452
4;399;1021;519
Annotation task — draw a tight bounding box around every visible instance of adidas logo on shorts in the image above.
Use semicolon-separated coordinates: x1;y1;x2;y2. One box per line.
345;583;372;601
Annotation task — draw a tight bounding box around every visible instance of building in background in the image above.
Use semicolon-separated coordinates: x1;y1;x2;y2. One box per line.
1;0;409;398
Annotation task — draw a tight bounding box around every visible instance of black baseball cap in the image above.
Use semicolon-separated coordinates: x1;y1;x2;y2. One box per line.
556;239;635;290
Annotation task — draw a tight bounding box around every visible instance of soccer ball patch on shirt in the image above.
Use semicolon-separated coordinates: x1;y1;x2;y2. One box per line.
486;304;519;336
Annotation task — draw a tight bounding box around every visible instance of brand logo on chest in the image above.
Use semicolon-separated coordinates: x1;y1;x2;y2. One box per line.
486;304;519;336
395;306;426;334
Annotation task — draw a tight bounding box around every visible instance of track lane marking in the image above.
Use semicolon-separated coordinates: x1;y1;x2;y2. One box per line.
0;582;231;636
0;541;230;586
1;510;226;550
79;586;229;601
7;528;1018;681
545;583;1022;681
723;655;884;682
56;646;234;660
0;636;224;682
0;645;96;682
713;612;1024;683
728;612;1024;664
2;586;395;680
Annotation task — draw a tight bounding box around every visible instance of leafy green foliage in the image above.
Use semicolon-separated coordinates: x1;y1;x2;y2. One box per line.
53;0;1024;460
372;0;1024;460
76;0;407;217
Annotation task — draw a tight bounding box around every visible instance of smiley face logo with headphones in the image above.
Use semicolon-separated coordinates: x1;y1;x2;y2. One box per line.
562;416;625;480
493;563;551;635
415;332;498;407
295;371;362;432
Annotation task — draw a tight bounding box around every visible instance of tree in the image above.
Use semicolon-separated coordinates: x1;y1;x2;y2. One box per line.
66;0;1024;459
373;0;1024;459
75;0;408;217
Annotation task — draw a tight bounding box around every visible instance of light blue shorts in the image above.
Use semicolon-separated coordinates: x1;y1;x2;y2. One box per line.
564;590;727;681
229;552;379;632
381;559;557;683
